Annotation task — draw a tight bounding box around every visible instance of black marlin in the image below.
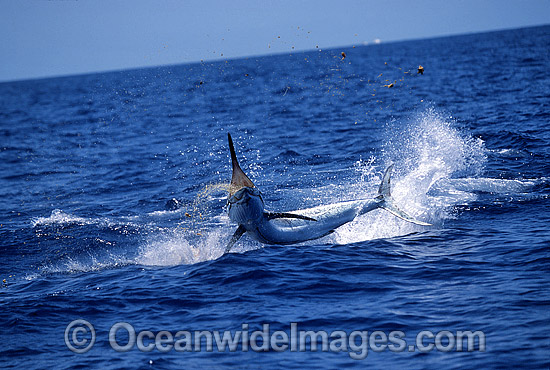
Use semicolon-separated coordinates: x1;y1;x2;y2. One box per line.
225;133;430;253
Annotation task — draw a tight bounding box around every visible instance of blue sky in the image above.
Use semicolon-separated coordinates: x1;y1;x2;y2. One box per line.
1;0;548;82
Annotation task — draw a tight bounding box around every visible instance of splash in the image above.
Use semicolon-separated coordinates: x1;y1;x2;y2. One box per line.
383;107;487;179
330;107;488;243
137;228;226;266
136;222;261;266
137;182;245;266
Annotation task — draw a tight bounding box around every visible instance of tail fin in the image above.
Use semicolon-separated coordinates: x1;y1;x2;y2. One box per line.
376;165;431;226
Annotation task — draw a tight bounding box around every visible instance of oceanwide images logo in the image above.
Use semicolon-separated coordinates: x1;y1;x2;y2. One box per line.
65;320;486;359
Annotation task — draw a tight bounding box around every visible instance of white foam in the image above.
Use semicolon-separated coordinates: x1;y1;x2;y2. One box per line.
42;253;133;274
31;209;97;227
146;209;183;217
432;178;535;194
31;209;149;232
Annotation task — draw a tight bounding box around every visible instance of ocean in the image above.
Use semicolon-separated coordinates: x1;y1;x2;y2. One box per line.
1;25;549;369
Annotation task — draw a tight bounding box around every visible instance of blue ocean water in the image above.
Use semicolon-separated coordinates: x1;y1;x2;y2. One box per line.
1;25;549;369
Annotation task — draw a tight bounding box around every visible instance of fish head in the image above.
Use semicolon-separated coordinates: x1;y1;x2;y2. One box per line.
228;186;265;226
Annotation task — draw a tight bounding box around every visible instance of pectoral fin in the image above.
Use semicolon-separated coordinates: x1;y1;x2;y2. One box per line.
264;212;317;222
225;225;246;254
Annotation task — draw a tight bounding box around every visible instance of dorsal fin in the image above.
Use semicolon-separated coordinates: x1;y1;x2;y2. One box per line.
228;133;255;196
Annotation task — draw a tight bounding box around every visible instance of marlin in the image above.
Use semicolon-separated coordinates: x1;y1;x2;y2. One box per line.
225;133;430;253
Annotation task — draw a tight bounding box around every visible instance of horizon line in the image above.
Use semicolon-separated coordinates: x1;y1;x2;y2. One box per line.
1;23;548;85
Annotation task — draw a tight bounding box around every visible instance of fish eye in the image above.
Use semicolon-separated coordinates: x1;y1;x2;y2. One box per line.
228;192;244;204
